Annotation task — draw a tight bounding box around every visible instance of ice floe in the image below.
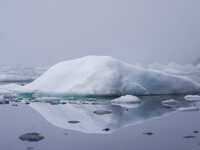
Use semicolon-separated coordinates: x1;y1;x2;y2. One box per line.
184;95;200;102
161;99;179;108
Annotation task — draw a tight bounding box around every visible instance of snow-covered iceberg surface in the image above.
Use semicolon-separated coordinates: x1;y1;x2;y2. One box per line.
22;56;200;96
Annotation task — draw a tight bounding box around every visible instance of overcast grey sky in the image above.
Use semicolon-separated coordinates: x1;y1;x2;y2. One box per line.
0;0;200;66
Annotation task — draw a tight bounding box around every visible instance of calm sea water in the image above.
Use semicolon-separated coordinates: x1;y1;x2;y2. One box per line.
0;67;200;150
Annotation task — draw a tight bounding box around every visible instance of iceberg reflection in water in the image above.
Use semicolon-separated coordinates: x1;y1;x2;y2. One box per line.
29;95;192;134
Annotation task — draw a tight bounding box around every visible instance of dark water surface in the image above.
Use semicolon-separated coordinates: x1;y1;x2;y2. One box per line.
0;93;200;150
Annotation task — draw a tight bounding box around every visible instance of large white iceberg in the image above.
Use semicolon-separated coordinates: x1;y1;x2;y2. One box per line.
21;56;200;96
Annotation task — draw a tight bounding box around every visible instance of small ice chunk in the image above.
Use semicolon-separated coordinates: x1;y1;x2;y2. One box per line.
178;106;199;112
111;95;141;104
111;95;141;108
161;99;179;108
162;99;178;105
184;95;200;102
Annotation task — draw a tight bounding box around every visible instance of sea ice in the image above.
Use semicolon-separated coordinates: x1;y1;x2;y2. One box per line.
184;95;200;102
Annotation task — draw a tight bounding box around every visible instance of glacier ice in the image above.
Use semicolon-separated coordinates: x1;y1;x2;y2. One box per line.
19;56;200;96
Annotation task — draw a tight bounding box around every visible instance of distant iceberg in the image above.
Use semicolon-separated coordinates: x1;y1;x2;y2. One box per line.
21;56;200;96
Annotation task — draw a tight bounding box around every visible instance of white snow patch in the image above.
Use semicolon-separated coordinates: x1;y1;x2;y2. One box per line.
111;95;141;104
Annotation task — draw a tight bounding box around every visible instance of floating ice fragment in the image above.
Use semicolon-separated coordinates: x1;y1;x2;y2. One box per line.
111;95;141;108
184;95;200;102
111;95;141;103
161;99;179;108
162;99;178;105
